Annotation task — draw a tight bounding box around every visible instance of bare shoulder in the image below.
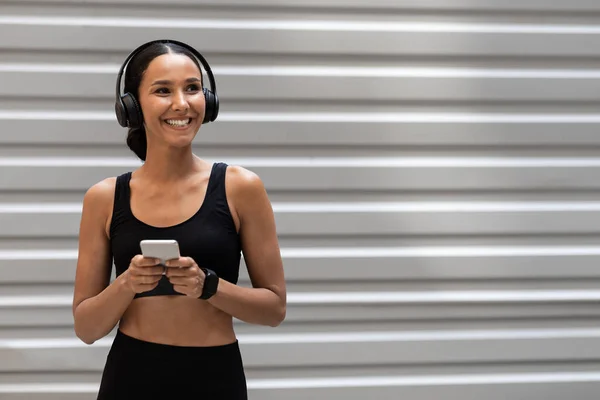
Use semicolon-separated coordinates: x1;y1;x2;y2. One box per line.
83;177;117;208
225;165;271;220
225;164;264;195
82;177;118;234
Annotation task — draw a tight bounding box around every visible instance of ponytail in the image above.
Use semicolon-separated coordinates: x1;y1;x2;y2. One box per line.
126;126;147;161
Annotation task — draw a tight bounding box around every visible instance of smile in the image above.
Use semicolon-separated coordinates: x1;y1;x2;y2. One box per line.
164;118;192;127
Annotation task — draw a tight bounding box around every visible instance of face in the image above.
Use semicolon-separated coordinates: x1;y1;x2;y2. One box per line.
137;52;205;149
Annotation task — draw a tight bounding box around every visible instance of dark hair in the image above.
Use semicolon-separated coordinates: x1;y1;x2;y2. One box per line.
123;42;203;161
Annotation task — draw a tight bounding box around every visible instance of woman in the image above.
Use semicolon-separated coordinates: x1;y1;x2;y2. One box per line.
72;39;286;399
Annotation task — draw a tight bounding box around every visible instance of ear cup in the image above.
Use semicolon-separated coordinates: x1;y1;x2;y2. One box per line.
203;87;219;124
115;97;128;128
121;93;143;129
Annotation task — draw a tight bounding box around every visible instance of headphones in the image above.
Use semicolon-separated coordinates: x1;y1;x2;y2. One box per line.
114;39;219;129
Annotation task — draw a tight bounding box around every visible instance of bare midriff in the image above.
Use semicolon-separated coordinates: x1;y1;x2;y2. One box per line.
118;296;236;347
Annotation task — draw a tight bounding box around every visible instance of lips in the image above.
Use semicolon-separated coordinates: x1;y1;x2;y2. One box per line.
164;118;192;127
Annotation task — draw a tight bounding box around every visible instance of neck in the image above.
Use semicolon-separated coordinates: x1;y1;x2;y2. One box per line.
139;145;199;183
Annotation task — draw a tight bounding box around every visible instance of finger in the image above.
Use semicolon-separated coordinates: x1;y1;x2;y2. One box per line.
132;255;161;267
129;269;164;279
167;276;197;286
140;257;161;267
165;257;195;268
134;266;166;276
165;266;195;278
135;275;163;285
138;281;160;288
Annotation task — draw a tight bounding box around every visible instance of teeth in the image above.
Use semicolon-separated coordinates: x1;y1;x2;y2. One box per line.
165;118;191;126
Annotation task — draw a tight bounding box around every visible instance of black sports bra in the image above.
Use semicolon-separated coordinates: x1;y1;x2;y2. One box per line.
108;162;242;298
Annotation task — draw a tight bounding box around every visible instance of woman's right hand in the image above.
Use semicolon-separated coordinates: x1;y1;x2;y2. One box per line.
123;255;165;294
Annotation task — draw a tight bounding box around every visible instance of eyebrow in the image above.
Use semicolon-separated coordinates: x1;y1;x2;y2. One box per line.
150;77;202;86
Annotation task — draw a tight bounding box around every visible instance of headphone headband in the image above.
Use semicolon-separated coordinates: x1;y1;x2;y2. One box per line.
115;39;219;128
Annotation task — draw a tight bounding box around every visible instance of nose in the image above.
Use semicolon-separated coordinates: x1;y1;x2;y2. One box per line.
171;90;189;112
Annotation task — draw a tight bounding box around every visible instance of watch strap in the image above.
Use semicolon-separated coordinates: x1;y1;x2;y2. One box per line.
199;268;218;299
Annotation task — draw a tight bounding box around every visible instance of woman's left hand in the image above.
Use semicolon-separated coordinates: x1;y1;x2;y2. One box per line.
164;257;205;297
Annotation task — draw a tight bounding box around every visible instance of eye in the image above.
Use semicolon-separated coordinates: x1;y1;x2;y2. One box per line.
154;87;170;94
186;84;201;92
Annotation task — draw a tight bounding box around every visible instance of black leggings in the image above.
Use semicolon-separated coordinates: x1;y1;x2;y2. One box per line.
97;329;248;399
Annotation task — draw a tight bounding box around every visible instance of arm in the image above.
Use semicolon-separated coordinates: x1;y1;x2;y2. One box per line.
208;166;286;326
166;166;287;326
72;179;135;345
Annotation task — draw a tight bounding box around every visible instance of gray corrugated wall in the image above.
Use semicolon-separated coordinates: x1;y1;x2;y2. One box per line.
2;0;600;398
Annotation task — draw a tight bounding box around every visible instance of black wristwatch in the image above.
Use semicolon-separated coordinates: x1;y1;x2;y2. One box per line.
199;268;219;300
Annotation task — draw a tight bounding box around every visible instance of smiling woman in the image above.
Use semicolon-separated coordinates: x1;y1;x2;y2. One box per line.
117;40;218;161
71;40;286;400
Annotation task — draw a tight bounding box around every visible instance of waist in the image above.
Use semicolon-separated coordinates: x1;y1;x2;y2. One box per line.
119;296;236;347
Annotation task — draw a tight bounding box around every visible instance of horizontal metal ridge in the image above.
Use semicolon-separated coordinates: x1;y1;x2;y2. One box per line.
0;203;81;213
208;329;600;343
289;291;600;304
272;202;600;212
5;65;600;102
249;371;600;388
5;245;600;259
0;383;97;394
0;249;77;259
13;0;600;13
275;202;600;212
2;328;600;349
6;63;600;78
0;157;140;167
3;246;600;284
6;200;600;236
4;110;600;123
3;111;600;148
7;201;600;213
3;290;600;308
269;246;600;257
2;18;598;58
5;156;600;167
4;371;600;393
3;328;600;372
2;15;600;33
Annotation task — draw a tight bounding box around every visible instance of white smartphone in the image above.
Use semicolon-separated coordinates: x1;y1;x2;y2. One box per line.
140;239;180;266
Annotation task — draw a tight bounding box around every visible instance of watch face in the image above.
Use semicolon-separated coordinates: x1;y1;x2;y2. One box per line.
201;269;218;299
206;271;216;287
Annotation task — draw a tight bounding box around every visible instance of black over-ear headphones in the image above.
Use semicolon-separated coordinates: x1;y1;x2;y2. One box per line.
115;39;219;129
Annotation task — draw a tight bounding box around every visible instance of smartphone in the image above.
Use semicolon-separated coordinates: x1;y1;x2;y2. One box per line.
140;239;180;266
